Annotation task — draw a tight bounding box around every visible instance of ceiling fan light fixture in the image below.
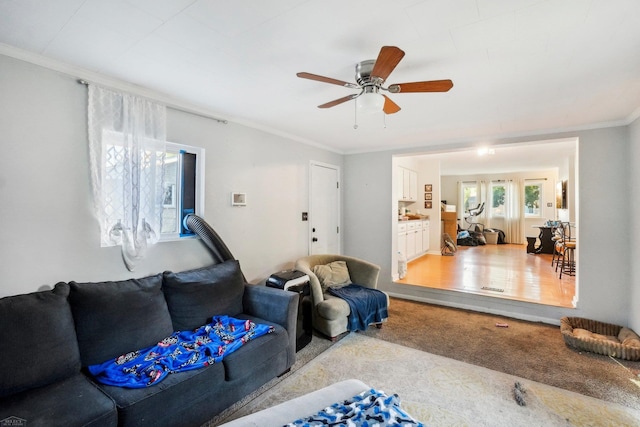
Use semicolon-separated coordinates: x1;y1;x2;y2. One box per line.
356;91;385;114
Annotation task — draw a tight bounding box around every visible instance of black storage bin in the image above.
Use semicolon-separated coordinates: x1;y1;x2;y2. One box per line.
266;270;312;351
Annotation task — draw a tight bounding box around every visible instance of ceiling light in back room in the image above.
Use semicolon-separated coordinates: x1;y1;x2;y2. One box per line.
477;147;495;156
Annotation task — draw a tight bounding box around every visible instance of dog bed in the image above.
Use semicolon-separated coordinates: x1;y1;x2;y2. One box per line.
560;317;640;361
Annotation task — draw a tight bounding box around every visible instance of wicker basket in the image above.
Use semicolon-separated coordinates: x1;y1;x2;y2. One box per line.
560;317;640;361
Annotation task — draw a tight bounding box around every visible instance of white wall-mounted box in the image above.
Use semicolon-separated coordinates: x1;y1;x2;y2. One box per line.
231;192;246;206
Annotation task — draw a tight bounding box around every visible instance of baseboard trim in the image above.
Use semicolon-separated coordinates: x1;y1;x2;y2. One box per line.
387;292;562;326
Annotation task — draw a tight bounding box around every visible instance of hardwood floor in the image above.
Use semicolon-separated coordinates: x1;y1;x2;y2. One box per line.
396;243;576;308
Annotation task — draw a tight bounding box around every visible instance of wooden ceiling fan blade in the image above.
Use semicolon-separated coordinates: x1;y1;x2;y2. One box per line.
318;94;358;109
388;79;453;93
370;46;405;82
297;72;358;88
383;95;401;114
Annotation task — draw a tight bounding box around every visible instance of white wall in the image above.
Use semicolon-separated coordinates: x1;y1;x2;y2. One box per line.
415;157;442;253
629;116;640;332
344;127;633;327
0;54;341;297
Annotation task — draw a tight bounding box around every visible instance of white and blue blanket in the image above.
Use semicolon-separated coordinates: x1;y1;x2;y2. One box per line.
88;315;273;388
286;388;424;426
328;284;388;331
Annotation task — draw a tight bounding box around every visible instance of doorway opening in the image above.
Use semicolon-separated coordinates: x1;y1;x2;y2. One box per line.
392;138;579;308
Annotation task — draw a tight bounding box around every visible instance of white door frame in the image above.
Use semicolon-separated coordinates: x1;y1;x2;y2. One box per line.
309;161;341;255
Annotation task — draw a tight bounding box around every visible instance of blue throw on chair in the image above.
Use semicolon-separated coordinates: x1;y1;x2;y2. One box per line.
329;284;388;331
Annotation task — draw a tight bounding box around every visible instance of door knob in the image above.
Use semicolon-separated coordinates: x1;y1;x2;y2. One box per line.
312;237;318;242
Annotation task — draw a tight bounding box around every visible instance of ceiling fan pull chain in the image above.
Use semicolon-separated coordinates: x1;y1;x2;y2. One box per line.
383;112;387;129
353;101;359;129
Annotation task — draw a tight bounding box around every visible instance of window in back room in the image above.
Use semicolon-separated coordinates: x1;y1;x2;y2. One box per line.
524;180;543;218
461;181;478;213
490;181;506;218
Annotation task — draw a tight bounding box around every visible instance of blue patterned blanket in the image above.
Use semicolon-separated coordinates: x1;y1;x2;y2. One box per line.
88;315;273;388
286;388;424;426
328;284;388;331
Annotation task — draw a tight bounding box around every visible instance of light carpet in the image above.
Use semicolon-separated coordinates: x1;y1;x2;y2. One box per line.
219;333;640;426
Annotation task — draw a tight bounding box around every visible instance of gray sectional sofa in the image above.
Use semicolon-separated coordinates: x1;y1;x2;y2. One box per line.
0;259;297;427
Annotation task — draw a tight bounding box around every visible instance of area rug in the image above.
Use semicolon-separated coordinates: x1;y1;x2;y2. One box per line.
359;298;640;409
218;333;640;426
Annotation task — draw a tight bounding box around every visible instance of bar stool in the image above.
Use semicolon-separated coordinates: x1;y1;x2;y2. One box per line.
559;240;576;278
552;222;570;270
550;226;564;267
556;222;576;278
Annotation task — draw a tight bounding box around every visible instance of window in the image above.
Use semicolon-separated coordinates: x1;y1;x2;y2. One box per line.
490;182;506;217
524;181;543;217
160;142;205;241
101;136;205;243
461;182;478;213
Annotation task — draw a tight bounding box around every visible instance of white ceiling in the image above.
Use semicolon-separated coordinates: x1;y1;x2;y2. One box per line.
1;0;640;159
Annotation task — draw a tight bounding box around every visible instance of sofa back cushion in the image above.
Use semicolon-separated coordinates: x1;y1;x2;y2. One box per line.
68;274;174;366
0;283;80;397
163;260;245;331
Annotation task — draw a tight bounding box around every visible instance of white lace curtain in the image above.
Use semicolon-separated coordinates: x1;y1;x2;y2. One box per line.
457;179;523;243
505;178;524;244
87;85;166;271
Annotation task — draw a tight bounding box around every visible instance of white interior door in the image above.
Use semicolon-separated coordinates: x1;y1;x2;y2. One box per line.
309;162;340;255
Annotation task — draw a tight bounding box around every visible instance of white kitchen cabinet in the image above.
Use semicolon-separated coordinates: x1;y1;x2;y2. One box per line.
402;168;412;201
397;223;407;259
406;227;416;258
398;220;429;262
413;221;423;255
408;169;417;201
397;167;418;201
405;221;422;259
396;167;404;202
422;220;430;253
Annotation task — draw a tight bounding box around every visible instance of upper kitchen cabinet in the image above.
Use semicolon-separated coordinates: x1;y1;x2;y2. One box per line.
397;166;417;202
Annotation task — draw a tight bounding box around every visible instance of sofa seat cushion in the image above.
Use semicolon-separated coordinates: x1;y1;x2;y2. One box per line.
315;294;350;320
69;274;174;366
0;373;116;427
223;314;289;381
162;260;245;331
97;361;225;427
0;283;81;397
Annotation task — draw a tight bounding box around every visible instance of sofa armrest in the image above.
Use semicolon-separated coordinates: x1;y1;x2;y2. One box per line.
293;261;324;307
343;257;380;289
243;284;298;367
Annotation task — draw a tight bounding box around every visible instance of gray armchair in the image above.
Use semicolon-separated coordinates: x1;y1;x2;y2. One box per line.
294;254;386;340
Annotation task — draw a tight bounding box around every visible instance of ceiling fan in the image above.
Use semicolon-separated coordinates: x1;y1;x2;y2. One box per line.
297;46;453;115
